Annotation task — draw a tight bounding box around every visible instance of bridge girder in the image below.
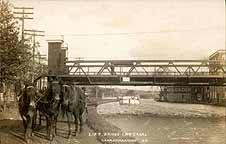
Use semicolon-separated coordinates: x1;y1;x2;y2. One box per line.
52;59;226;86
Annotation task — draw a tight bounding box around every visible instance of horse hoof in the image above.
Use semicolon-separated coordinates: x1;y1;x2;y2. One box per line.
26;139;32;144
79;129;83;133
24;136;28;142
53;131;57;137
49;135;53;141
68;135;72;139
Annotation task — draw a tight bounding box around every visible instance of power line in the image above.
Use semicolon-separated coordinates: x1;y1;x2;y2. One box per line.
46;26;223;37
24;29;45;82
13;7;34;40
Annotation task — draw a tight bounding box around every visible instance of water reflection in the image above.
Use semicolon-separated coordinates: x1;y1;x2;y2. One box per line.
106;116;226;144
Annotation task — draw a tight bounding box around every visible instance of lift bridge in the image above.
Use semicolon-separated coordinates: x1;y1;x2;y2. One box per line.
62;59;226;86
47;40;226;86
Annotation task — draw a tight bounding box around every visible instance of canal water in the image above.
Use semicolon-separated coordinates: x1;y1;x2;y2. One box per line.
105;116;226;144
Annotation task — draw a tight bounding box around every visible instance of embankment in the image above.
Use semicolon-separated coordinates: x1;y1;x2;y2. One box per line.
97;99;226;118
87;106;140;144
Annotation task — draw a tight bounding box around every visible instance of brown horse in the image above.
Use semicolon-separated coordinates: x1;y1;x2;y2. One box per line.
60;84;87;138
18;85;42;143
36;80;61;140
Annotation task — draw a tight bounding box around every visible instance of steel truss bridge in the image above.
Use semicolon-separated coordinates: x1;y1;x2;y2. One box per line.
52;59;226;86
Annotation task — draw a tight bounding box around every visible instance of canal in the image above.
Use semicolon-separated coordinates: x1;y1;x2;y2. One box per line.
105;116;226;144
98;99;226;144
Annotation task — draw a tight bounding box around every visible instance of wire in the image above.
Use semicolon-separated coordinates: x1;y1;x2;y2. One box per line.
45;26;224;37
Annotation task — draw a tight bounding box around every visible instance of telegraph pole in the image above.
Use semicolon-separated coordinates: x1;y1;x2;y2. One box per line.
37;52;46;89
13;7;34;40
24;29;45;82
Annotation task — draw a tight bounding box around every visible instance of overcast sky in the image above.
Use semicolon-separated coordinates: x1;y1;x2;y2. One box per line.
11;0;225;60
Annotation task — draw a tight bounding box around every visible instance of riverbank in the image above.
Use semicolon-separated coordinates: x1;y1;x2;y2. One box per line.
87;106;140;144
97;99;226;118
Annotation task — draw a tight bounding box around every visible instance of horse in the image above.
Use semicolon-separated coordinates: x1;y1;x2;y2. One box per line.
18;85;43;143
35;87;47;127
60;84;88;138
36;80;61;140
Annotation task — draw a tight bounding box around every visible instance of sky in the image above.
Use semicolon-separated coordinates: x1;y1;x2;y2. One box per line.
11;0;225;61
10;0;225;91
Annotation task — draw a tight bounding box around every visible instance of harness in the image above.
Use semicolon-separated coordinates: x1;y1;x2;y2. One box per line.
37;88;59;105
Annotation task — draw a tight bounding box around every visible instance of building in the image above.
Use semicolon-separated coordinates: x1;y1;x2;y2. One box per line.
208;49;226;104
159;50;226;105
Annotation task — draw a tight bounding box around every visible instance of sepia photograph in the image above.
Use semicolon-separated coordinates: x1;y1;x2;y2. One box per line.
0;0;225;143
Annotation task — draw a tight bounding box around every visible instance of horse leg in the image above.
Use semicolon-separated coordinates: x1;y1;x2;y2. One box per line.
86;107;88;114
39;112;42;126
46;117;53;141
73;113;78;136
46;117;50;140
39;115;42;126
49;117;54;141
53;115;57;137
31;117;35;136
78;113;83;133
25;116;32;143
66;112;72;138
32;111;37;131
22;116;27;132
55;114;58;136
22;117;28;142
46;117;49;133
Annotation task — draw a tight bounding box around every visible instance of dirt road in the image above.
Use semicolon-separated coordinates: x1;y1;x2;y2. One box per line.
0;108;101;144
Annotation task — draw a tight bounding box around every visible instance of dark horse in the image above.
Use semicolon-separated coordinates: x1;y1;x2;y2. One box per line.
36;80;61;140
18;85;42;143
61;84;87;138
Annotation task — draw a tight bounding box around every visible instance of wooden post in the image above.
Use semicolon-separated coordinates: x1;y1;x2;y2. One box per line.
24;29;45;83
13;7;34;40
95;87;98;99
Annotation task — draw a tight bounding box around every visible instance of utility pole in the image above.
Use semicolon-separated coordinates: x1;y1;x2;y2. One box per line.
37;52;46;89
13;7;34;41
24;29;45;83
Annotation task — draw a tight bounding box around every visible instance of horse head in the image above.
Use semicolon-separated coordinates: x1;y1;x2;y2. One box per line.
77;87;88;102
26;86;37;106
50;81;61;101
19;86;36;106
61;84;71;106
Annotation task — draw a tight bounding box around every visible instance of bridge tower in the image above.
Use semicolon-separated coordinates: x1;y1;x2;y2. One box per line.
208;49;226;104
48;40;68;75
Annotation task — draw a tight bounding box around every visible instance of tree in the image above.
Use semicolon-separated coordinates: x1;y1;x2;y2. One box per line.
0;0;32;82
0;0;32;108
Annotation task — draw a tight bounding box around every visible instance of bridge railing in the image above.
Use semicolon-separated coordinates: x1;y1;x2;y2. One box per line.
65;59;226;77
67;71;223;77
